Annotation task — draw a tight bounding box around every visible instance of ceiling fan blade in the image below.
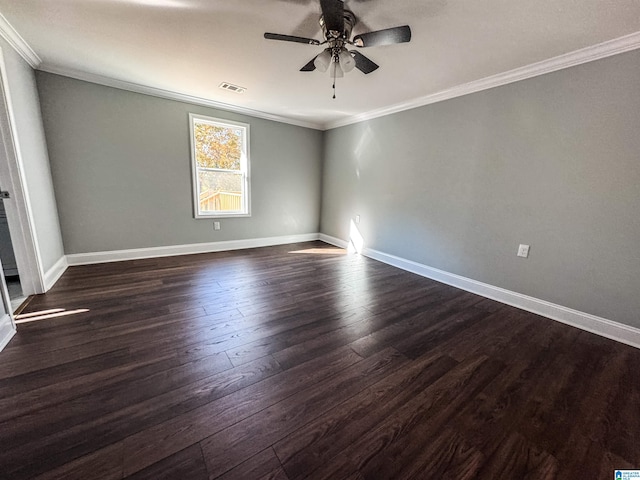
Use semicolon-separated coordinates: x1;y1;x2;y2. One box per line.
300;56;318;72
352;51;379;74
320;0;344;33
353;25;411;47
264;32;320;46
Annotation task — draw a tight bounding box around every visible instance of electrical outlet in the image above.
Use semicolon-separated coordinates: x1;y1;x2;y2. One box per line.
355;215;360;224
517;244;530;258
214;221;220;231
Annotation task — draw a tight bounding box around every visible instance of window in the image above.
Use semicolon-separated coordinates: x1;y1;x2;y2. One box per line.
189;114;250;218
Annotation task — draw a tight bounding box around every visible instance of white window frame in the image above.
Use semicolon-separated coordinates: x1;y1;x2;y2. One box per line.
189;113;251;219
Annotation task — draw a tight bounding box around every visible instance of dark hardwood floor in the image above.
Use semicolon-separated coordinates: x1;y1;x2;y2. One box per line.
1;240;638;479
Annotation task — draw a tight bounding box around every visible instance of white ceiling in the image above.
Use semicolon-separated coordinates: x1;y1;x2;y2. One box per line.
1;0;640;129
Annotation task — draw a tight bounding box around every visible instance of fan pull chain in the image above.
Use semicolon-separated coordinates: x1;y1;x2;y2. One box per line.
332;60;337;99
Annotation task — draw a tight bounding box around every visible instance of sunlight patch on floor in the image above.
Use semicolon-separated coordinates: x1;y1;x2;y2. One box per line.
288;248;347;255
15;308;90;324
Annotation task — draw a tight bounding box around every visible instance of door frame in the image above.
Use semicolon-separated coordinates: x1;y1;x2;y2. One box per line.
0;255;16;350
0;45;46;298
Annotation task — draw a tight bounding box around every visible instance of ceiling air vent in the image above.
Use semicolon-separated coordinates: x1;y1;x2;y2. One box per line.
219;82;246;94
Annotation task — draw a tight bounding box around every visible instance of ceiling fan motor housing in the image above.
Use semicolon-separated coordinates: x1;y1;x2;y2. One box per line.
320;9;357;41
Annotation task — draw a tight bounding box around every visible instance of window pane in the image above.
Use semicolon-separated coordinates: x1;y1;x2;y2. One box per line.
198;170;243;213
190;114;249;218
193;122;242;171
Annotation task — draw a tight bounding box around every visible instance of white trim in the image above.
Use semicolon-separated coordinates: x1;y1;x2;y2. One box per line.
324;31;640;130
0;316;15;352
32;31;640;131
0;47;46;295
318;233;349;249
357;246;640;349
43;255;68;291
0;13;40;68
0;254;16;351
37;64;323;130
66;233;321;266
0;19;635;131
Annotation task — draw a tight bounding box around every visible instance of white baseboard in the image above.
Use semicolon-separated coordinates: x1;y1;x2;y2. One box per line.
318;233;349;249
66;233;321;266
43;255;68;291
0;316;16;352
357;246;640;349
40;232;640;350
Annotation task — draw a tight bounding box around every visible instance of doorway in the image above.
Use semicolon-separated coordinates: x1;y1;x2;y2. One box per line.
0;46;45;318
0;200;25;311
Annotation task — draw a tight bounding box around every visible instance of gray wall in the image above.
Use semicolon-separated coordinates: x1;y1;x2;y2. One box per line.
0;40;64;274
321;49;640;328
36;72;323;254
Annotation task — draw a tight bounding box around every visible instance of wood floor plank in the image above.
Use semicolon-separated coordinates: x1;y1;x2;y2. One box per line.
350;290;485;359
384;427;485;480
123;444;209;480
0;343;233;432
473;431;557;480
31;443;123;480
0;308;240;380
447;315;578;457
273;352;458;479
354;356;506;480
0;347;131;399
120;345;363;477
551;340;631;476
517;331;620;458
594;451;636;479
0;353;273;470
296;355;504;480
1;355;281;479
270;303;439;370
1;241;638;480
14;306;241;351
215;448;287;480
225;307;369;367
200;347;409;478
600;347;640;465
391;305;488;359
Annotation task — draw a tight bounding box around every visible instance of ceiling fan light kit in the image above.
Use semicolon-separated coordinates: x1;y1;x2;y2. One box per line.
314;49;332;72
264;0;412;98
338;48;356;73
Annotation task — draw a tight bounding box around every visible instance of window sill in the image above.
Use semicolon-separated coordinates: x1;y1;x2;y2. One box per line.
194;213;251;219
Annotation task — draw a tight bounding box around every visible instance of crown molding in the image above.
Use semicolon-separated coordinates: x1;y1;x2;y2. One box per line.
38;64;324;130
324;30;640;130
0;13;40;68
11;22;640;132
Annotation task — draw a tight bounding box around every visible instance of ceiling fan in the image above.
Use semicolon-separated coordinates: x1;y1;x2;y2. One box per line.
264;0;411;97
